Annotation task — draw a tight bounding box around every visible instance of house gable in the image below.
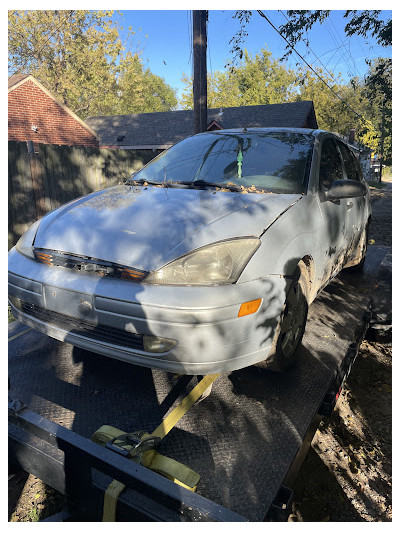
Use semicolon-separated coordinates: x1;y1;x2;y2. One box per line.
8;74;99;147
207;119;223;131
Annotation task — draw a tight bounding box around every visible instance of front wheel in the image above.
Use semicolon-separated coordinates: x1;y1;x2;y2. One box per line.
256;262;309;372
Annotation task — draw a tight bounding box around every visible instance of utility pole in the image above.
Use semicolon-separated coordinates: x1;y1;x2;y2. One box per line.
193;10;208;134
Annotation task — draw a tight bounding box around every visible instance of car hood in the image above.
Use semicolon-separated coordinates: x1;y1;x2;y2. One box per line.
34;185;302;271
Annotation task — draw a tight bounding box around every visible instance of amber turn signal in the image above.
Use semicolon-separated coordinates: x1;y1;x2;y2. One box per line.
34;252;52;265
238;298;262;317
121;268;147;281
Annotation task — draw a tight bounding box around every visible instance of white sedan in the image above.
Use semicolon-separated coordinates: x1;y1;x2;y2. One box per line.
8;128;370;374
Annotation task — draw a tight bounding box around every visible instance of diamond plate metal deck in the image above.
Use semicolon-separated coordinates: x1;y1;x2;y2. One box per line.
8;246;388;521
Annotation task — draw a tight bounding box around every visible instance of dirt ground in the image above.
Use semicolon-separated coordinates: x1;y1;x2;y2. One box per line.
290;337;392;522
8;178;392;522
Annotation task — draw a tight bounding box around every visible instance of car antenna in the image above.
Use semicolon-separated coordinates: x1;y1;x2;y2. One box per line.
243;123;250;132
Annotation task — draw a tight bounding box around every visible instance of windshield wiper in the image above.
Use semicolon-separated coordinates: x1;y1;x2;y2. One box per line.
189;180;242;192
126;178;242;192
127;178;195;188
127;178;166;186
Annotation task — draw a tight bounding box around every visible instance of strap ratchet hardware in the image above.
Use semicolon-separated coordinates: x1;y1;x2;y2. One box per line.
92;373;220;521
105;431;161;459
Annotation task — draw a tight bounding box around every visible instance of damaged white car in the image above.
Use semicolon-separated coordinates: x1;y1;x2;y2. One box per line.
8;128;370;374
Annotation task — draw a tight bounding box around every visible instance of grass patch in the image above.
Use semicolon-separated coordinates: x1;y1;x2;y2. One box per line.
27;507;40;522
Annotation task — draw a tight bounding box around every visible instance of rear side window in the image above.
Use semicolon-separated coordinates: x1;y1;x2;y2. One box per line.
319;138;344;190
352;152;364;181
337;142;359;181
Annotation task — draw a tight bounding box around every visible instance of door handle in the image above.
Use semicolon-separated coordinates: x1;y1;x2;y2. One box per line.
346;201;353;210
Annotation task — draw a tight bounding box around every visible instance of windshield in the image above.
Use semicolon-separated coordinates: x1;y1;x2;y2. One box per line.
128;131;314;194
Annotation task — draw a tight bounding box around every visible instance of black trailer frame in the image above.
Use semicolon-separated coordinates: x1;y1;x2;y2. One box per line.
9;400;246;521
8;308;370;522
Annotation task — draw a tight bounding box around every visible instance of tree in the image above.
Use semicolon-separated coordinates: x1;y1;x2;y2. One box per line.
181;48;298;109
224;11;391;154
8;10;177;118
112;52;177;115
228;10;391;66
363;58;392;166
295;67;378;148
180;43;387;156
9;10;123;116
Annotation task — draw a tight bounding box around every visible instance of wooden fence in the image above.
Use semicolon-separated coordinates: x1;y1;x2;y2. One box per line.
8;141;160;248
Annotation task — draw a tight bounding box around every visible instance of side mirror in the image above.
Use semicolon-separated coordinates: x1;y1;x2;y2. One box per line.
325;179;367;200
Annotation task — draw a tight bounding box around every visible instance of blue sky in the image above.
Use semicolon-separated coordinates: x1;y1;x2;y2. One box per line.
115;9;392;104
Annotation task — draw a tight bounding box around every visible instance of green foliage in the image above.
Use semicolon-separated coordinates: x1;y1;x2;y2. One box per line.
279;10;330;58
279;10;391;57
113;52;177;115
27;507;39;522
293;67;375;143
180;44;391;158
8;10;177;118
382;166;392;178
228;10;391;69
343;10;392;47
225;9;392;139
181;49;298;109
227;11;253;68
363;58;392;165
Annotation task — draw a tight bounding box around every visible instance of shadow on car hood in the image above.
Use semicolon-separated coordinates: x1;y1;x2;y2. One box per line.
34;185;302;271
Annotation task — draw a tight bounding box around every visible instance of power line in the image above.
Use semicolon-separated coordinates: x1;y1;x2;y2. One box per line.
329;16;363;79
346;40;363;79
10;10;75;77
325;18;359;79
325;20;352;75
278;10;341;86
318;43;350;62
256;10;369;124
278;8;364;115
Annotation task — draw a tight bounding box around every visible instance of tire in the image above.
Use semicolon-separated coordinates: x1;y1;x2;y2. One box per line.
346;225;368;273
256;262;309;372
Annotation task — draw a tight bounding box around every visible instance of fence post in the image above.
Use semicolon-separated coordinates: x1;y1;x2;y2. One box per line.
27;141;46;219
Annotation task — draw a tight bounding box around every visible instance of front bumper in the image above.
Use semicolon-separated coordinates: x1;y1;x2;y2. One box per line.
8;248;286;374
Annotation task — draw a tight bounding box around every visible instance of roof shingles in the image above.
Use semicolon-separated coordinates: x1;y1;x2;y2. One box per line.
86;101;318;148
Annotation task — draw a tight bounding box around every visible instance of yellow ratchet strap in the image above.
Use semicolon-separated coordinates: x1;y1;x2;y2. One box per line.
92;373;219;522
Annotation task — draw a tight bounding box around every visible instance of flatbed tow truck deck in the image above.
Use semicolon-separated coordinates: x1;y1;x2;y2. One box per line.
8;246;388;522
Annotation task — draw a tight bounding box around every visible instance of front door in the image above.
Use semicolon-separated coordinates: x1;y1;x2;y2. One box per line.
317;137;349;285
336;140;367;254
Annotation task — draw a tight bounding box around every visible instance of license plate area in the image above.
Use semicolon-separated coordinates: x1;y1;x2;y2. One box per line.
44;286;95;322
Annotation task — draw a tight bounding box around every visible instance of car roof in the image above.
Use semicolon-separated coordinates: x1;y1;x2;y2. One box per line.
194;127;328;137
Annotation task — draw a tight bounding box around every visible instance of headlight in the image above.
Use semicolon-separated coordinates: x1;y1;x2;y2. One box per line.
15;219;41;260
145;238;260;286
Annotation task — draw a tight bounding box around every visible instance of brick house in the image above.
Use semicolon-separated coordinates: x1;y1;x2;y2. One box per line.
8;74;99;147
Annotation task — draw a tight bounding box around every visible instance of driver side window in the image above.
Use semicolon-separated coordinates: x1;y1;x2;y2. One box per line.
319;138;344;190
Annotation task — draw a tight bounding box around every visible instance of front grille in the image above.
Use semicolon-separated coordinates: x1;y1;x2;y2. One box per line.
21;302;145;351
33;249;148;282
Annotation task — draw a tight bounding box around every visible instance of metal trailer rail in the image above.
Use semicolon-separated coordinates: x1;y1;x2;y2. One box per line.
8;246;388;522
